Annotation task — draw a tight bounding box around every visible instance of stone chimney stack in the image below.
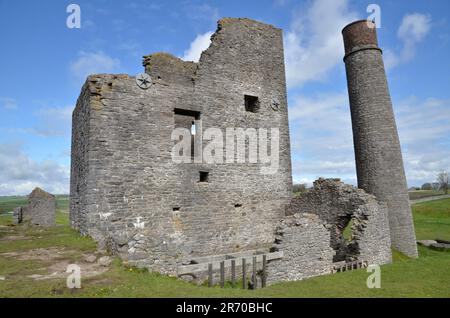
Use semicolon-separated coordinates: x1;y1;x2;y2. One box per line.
342;20;418;258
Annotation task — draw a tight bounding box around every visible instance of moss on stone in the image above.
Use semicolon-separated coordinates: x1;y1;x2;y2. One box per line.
143;52;197;71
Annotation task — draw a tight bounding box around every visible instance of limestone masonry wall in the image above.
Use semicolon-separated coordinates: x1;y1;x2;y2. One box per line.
70;18;293;275
287;179;392;265
267;179;391;283
266;213;335;284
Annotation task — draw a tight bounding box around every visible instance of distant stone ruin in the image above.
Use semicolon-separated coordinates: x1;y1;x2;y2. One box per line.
13;187;56;227
69;17;416;285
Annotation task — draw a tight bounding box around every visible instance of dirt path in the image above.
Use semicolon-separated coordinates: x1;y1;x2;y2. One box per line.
0;247;111;281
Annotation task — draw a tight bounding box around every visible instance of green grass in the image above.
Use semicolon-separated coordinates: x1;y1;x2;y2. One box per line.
0;196;28;215
412;198;450;240
0;195;69;227
408;190;447;200
0;195;69;215
0;197;449;297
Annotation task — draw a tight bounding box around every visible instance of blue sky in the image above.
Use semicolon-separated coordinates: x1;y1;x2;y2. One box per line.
0;0;449;195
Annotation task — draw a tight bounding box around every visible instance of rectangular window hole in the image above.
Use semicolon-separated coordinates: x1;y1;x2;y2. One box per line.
199;171;209;183
174;108;200;119
244;95;260;113
234;203;242;208
172;207;181;211
173;108;201;160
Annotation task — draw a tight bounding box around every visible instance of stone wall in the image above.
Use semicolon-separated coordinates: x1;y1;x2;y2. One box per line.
70;81;92;236
266;213;335;284
70;18;292;275
287;179;392;265
14;188;56;227
266;179;391;284
13;206;23;225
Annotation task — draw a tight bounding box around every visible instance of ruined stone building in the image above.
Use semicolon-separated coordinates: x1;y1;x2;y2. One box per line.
70;18;414;284
70;18;292;275
13;187;56;227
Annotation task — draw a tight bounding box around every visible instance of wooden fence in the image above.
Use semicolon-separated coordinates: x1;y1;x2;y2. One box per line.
178;251;283;289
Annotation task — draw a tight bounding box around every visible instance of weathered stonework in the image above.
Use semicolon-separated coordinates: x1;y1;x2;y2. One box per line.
13;206;23;225
342;21;418;258
70;18;292;275
267;179;391;283
70;17;412;284
288;179;392;265
14;188;56;227
266;213;335;284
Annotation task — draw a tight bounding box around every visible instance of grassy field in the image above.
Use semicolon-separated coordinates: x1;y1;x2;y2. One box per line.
0;197;449;298
0;195;69;216
0;197;28;215
408;190;447;200
412;198;450;240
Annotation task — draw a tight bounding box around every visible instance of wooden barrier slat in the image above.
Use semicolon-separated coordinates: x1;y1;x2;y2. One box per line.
177;251;283;275
231;259;236;286
220;261;225;288
252;256;257;289
208;263;213;287
262;254;267;288
242;258;247;290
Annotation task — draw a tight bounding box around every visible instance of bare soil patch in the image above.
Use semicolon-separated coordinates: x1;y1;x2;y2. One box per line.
0;247;109;281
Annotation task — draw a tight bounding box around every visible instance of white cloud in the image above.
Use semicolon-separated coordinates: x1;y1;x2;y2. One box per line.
0;143;70;196
5;106;74;137
36;106;73;122
0;97;18;110
385;13;431;69
185;4;219;25
290;92;450;188
69;51;121;81
395;97;450;186
289;92;357;184
32;106;74;137
181;31;214;62
398;13;431;43
395;97;450;145
289;92;348;121
118;40;141;57
284;0;357;88
289;92;353;155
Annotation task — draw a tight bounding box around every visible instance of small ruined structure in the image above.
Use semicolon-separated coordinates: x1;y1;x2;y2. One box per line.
342;20;418;258
266;213;335;283
70;17;414;285
266;178;391;283
13;187;56;226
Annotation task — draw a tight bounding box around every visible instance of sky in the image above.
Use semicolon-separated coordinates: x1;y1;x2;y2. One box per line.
0;0;449;195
